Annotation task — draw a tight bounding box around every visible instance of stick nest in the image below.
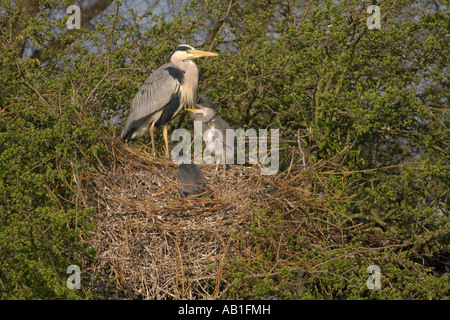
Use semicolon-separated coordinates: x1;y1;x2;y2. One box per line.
81;136;337;299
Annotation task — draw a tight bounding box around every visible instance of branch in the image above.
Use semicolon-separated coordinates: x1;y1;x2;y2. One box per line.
30;0;114;62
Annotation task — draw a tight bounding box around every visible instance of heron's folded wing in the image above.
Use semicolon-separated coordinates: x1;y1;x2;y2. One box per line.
121;64;183;139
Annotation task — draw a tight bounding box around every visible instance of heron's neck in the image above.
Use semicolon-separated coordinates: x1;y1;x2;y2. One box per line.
179;60;198;104
202;109;216;122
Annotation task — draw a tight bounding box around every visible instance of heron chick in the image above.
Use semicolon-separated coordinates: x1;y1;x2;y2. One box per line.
177;163;213;199
121;45;218;158
186;96;234;176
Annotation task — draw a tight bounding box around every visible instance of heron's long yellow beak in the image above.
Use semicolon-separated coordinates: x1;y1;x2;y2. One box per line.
186;108;200;112
188;49;219;58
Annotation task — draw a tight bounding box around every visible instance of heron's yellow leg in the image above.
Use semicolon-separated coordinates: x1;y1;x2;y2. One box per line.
163;124;170;159
149;120;156;156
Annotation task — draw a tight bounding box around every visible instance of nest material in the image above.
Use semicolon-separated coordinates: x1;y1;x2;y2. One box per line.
82;137;319;299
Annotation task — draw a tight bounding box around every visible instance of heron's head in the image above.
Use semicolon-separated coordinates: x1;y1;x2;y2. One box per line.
171;44;218;62
186;96;217;121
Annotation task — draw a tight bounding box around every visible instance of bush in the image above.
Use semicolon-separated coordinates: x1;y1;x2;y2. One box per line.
0;0;448;299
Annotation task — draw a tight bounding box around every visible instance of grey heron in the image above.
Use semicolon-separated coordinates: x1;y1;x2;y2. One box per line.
186;96;234;176
121;45;218;158
177;163;213;199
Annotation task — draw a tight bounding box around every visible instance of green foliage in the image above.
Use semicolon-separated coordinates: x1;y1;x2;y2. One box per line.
1;0;448;299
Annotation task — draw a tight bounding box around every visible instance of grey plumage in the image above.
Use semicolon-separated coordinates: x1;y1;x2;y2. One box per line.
177;163;212;199
121;45;218;158
121;64;183;141
187;96;234;176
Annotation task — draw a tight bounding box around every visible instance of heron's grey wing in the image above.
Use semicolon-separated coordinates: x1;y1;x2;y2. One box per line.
209;117;232;145
121;64;183;140
211;117;232;131
177;164;209;198
209;117;236;160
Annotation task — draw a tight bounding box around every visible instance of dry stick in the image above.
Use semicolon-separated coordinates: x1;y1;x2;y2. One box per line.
84;136;367;299
74;148;80;229
213;230;234;299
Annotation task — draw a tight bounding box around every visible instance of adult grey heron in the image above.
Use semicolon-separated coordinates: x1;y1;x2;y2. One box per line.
121;45;218;158
177;163;213;199
186;96;234;176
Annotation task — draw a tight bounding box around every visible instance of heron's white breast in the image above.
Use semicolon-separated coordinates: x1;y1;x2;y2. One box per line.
180;61;198;107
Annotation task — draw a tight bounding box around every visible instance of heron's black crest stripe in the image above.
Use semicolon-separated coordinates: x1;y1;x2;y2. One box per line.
165;66;184;84
175;45;192;52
